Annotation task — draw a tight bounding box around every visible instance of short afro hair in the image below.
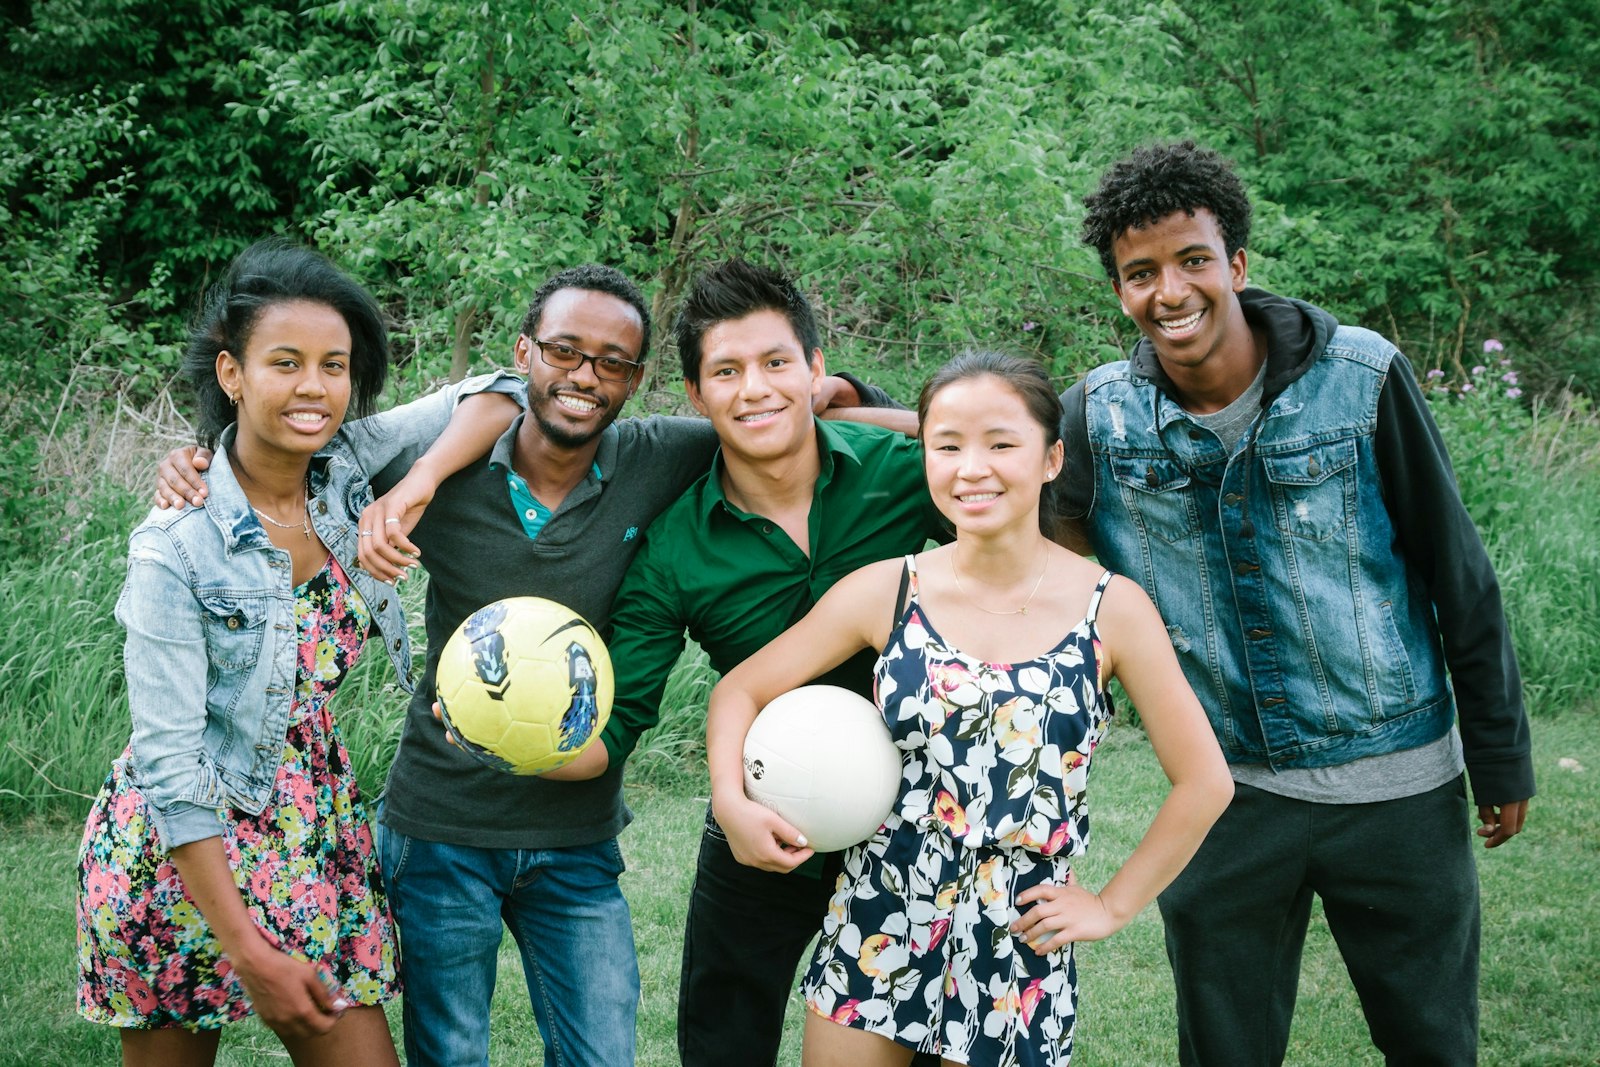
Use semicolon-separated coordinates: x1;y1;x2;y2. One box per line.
1080;140;1253;279
518;264;652;362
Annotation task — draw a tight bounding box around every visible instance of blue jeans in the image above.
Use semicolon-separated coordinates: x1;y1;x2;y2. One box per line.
376;825;640;1067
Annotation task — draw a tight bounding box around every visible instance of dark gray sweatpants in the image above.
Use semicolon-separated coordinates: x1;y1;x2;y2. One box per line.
1158;777;1480;1067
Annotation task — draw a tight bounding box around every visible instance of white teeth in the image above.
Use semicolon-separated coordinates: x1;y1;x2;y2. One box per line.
557;395;598;413
959;493;999;502
737;410;779;422
1158;310;1203;332
287;413;323;423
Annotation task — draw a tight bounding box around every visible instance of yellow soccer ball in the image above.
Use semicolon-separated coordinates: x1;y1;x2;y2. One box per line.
435;597;613;775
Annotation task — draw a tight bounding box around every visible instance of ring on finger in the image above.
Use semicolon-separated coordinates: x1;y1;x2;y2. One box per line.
384;517;401;525
359;530;372;537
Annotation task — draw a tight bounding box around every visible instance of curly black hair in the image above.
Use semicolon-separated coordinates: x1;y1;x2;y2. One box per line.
674;259;821;383
182;238;389;450
518;264;652;363
1080;140;1253;279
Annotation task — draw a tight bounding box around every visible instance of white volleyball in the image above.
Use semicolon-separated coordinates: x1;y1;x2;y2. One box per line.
741;684;903;852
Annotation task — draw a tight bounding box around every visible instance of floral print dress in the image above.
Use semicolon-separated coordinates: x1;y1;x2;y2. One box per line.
77;555;400;1029
803;557;1114;1066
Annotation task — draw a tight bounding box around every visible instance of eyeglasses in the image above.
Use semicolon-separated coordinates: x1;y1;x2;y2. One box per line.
532;339;642;383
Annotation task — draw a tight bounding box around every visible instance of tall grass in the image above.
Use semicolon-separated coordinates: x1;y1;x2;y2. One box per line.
1427;364;1600;711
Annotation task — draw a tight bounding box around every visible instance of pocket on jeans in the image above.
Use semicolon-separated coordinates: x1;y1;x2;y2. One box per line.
376;822;410;884
604;836;628;875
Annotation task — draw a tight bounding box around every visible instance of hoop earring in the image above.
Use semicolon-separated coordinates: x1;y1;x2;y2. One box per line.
228;393;238;406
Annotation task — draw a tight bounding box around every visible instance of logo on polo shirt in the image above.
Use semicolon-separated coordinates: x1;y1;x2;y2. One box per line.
623;526;639;542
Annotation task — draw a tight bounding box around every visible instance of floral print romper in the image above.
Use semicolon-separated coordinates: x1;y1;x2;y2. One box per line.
803;557;1114;1066
77;555;400;1029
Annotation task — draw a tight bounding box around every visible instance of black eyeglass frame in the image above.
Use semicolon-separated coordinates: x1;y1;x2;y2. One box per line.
531;338;643;383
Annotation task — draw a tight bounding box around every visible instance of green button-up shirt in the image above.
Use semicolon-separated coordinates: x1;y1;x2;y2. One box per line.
600;418;945;765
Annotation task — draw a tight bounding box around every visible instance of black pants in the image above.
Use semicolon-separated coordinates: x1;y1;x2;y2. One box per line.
1158;778;1481;1067
677;809;941;1067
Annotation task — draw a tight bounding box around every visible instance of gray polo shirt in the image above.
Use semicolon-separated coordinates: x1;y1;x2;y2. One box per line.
374;412;718;849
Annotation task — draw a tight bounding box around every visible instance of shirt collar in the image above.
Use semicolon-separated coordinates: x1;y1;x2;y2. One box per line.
488;412;612;482
696;417;860;519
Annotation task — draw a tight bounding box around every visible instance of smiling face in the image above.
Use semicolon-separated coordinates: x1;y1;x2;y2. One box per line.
515;287;645;450
922;374;1063;537
216;300;352;462
684;308;824;466
1111;207;1253;389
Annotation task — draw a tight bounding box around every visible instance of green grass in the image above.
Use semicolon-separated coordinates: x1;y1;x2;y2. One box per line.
7;716;1597;1066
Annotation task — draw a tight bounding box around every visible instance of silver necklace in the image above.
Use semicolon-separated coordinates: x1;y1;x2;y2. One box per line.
950;548;1049;616
252;486;311;541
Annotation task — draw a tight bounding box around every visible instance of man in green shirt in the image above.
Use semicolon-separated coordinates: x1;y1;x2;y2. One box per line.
558;259;942;1067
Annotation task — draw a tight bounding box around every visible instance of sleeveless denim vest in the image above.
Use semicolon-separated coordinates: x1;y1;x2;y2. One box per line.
1082;326;1454;768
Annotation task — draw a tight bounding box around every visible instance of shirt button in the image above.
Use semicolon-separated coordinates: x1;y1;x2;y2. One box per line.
378;599;390;612
392;638;403;651
316;500;328;514
1224;493;1243;505
763;524;774;534
226;617;240;629
525;509;538;520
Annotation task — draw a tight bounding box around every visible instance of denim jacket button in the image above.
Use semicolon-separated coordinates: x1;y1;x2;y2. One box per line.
1248;627;1273;639
1224;493;1243;506
226;617;240;630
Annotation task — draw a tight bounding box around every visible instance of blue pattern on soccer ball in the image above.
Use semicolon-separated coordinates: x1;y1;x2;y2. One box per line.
559;642;599;750
465;600;511;695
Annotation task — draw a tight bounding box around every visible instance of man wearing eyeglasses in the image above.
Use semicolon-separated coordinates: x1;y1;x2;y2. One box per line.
155;262;896;1067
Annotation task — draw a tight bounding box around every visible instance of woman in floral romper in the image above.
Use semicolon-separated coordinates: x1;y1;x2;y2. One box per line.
76;240;515;1066
706;352;1233;1066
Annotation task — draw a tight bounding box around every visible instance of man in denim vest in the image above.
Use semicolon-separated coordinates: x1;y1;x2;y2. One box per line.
1055;141;1533;1066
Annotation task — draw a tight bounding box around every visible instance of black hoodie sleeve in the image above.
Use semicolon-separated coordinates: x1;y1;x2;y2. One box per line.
1376;354;1534;806
834;371;905;411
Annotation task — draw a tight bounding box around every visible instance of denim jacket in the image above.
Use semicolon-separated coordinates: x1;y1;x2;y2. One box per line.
116;373;522;849
1080;325;1457;769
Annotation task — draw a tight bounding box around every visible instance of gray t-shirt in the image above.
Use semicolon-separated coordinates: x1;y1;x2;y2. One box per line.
375;412;719;849
1188;361;1465;803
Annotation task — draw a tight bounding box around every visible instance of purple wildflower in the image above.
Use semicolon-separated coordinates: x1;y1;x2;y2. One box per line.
1483;338;1504;353
1506;388;1523;399
1426;368;1445;379
1501;371;1518;384
1471;365;1487;375
1022;321;1038;333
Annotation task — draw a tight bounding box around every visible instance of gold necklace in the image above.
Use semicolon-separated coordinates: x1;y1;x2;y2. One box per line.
251;485;312;541
950;548;1049;616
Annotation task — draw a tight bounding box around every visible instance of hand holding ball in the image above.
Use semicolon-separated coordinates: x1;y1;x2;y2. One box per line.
434;597;612;775
742;685;902;852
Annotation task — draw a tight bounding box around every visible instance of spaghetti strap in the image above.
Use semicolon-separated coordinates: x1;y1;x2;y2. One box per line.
892;554;920;624
1084;569;1114;627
